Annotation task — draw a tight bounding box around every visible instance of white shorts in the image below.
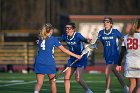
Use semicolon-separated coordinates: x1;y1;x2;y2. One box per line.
124;69;140;78
124;62;140;78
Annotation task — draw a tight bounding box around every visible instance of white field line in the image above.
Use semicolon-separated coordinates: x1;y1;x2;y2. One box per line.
0;80;24;83
0;80;105;87
0;80;37;87
56;80;105;83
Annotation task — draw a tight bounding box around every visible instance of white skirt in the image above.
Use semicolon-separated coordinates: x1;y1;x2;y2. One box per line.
124;63;140;78
124;70;140;78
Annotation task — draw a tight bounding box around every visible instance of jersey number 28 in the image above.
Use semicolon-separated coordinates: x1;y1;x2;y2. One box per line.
127;38;138;50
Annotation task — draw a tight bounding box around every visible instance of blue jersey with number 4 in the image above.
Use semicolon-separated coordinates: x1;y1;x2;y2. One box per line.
98;28;122;64
35;36;61;66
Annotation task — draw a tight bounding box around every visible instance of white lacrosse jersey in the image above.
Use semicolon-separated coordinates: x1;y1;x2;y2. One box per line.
123;33;140;69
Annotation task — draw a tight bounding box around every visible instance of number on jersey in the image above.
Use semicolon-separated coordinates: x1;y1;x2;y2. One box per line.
41;40;45;50
106;41;110;46
127;38;138;50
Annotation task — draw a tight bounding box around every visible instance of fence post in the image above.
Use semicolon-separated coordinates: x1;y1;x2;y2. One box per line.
24;42;28;65
23;42;29;74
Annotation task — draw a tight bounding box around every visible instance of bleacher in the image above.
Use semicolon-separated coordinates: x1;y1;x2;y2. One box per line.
0;29;103;72
0;41;70;72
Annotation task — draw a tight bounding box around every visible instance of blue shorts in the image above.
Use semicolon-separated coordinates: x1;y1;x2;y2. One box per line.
34;63;56;74
105;54;119;65
66;54;88;68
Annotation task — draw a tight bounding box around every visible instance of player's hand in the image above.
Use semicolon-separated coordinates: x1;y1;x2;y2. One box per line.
36;40;39;44
87;38;92;43
76;55;82;60
116;66;122;71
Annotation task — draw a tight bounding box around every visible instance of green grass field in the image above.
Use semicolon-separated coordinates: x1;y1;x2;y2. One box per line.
0;72;129;93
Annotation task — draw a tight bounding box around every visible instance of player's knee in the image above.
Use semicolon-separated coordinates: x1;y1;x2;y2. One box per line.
64;76;71;80
49;80;56;85
105;72;110;76
64;79;70;82
37;82;43;87
49;78;56;83
75;78;81;83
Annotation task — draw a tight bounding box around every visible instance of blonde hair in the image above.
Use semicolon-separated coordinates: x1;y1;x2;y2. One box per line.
129;18;140;36
40;23;54;40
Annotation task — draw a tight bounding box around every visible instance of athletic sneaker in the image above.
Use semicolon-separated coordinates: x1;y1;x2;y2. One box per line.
105;89;111;93
86;89;93;93
124;86;129;93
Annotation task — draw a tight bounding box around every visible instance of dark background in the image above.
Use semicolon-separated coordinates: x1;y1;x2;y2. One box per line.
0;0;140;30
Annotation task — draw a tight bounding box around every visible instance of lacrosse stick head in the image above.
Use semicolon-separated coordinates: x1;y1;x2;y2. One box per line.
90;31;99;44
81;44;92;57
83;30;99;56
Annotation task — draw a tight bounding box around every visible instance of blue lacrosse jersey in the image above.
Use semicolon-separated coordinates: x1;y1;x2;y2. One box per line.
35;36;61;66
34;36;61;74
98;28;122;64
61;32;88;68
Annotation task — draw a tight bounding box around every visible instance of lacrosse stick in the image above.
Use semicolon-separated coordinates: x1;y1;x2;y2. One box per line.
54;31;99;81
53;47;90;81
84;31;99;56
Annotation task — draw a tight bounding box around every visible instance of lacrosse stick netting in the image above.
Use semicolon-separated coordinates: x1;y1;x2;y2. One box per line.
84;30;99;56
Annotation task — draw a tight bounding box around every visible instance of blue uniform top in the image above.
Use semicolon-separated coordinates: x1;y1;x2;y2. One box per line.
98;28;122;64
61;32;87;55
35;36;61;66
60;32;88;67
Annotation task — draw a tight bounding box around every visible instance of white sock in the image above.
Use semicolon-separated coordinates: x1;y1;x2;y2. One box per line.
34;91;39;93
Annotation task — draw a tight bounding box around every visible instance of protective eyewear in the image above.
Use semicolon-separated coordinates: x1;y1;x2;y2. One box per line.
65;27;73;30
103;21;110;24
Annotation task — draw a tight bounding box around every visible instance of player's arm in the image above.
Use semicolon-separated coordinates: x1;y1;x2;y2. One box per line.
116;46;126;71
118;46;126;65
57;36;63;41
77;33;91;43
58;45;81;59
57;34;66;42
79;36;91;44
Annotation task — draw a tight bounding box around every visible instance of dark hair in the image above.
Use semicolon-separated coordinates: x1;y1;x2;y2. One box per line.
103;17;113;24
66;22;76;28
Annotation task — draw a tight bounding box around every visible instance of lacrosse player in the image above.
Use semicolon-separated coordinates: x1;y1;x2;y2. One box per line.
60;22;93;93
34;23;81;93
116;18;140;93
97;17;129;93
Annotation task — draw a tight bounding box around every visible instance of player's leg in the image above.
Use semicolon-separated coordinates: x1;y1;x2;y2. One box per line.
75;67;93;93
112;65;129;93
113;53;129;93
105;64;112;93
112;65;127;87
34;74;45;93
64;67;75;93
48;74;57;93
136;78;140;93
128;78;136;93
